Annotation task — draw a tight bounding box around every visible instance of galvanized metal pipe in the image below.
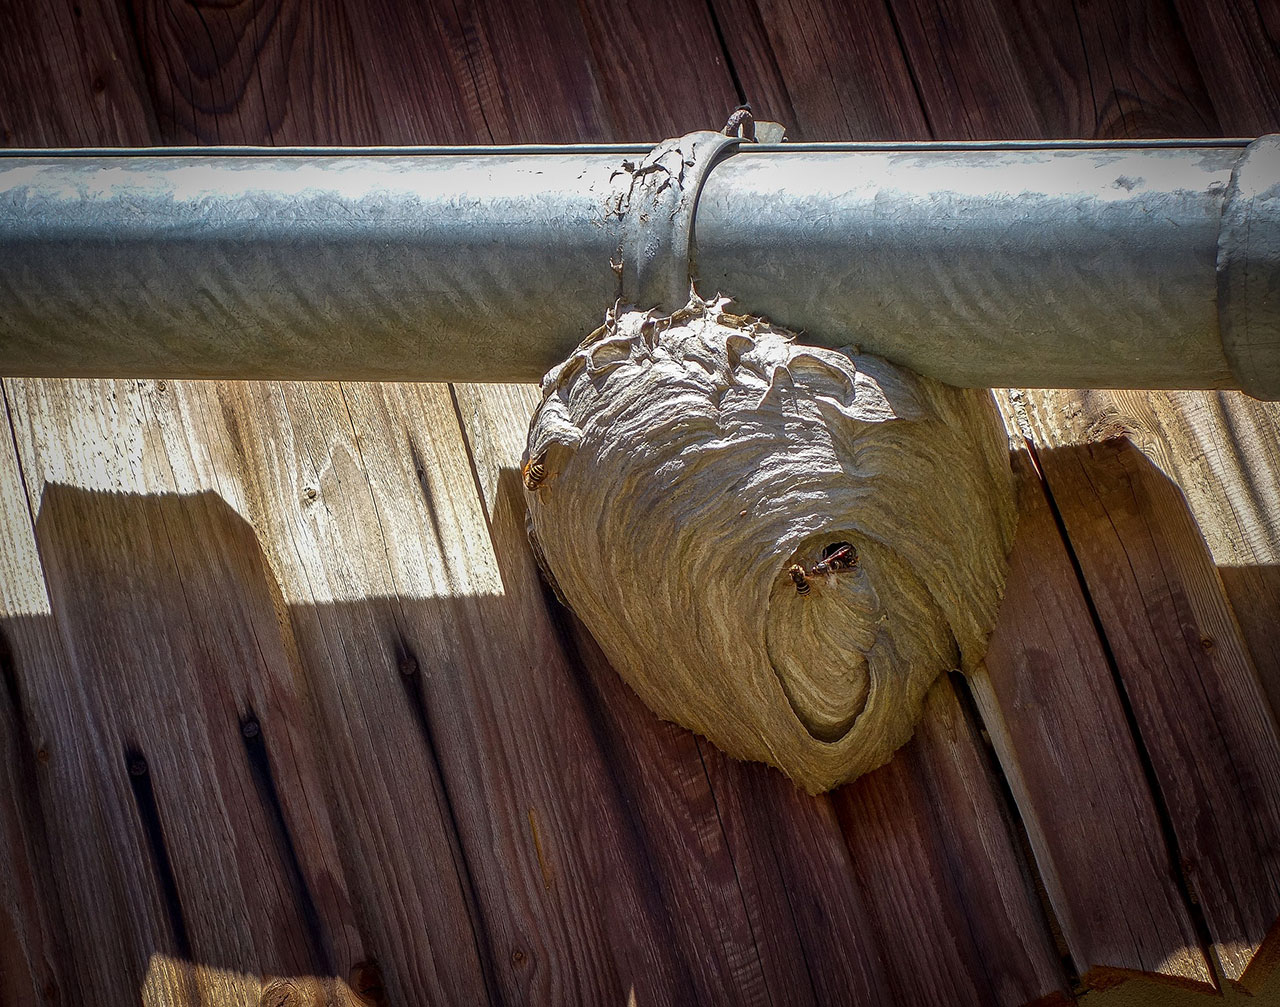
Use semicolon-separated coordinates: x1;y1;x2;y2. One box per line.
0;137;1276;395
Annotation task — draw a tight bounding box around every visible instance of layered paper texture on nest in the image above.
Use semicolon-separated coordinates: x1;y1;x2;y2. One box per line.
525;295;1016;792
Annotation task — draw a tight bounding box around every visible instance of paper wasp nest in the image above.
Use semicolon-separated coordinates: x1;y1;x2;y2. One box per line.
523;293;1016;793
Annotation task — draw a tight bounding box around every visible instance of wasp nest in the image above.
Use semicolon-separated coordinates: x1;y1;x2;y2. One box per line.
524;293;1015;793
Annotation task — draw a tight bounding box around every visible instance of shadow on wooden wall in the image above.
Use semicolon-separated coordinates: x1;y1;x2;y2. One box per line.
2;448;1277;1004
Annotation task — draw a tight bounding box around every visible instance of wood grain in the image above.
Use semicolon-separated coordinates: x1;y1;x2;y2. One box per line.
128;0;383;145
1000;390;1280;987
706;0;931;139
0;417;69;1006
0;0;156;146
972;453;1212;988
832;676;1071;1005
1006;388;1280;728
883;0;1219;139
0;382;191;1005
1038;433;1280;985
1173;0;1280;136
4;377;381;1003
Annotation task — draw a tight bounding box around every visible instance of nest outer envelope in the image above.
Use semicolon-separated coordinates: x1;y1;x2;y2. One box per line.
524;294;1017;793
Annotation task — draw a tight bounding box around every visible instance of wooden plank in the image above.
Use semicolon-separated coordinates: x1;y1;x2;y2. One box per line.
1006;389;1280;733
153;376;711;1004
0;409;70;1006
1172;0;1280;136
1035;433;1280;987
0;0;156;146
973;452;1212;988
126;0;385;145
706;0;931;139
884;0;1217;139
1062;0;1220;137
342;0;741;145
452;382;1073;1007
1002;390;1280;987
0;382;196;1004
4;377;381;1004
832;676;1072;1006
569;0;743;139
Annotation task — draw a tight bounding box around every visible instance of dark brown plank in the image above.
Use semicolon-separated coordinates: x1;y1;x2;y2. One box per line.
883;0;1217;139
707;0;931;139
1036;435;1280;986
571;0;743;139
1174;0;1280;135
1063;0;1220;137
343;0;741;144
831;677;1071;1005
126;0;385;145
0;661;54;1007
973;453;1212;988
0;0;156;146
0;427;70;1006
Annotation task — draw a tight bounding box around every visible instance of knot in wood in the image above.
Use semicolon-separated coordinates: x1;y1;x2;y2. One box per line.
524;293;1016;792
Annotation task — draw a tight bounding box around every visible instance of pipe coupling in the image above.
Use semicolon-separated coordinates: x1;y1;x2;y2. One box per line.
1219;134;1280;400
616;130;742;313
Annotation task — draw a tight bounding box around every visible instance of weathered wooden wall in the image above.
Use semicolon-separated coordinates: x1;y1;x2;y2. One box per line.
1;2;1278;1005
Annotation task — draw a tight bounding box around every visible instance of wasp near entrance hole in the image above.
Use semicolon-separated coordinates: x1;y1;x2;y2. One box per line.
811;542;857;576
789;542;858;596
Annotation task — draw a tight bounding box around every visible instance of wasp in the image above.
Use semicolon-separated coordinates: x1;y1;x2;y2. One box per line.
789;542;858;597
811;542;857;576
522;452;548;491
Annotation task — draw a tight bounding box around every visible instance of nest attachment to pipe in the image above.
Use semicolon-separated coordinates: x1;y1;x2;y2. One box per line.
523;292;1015;793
